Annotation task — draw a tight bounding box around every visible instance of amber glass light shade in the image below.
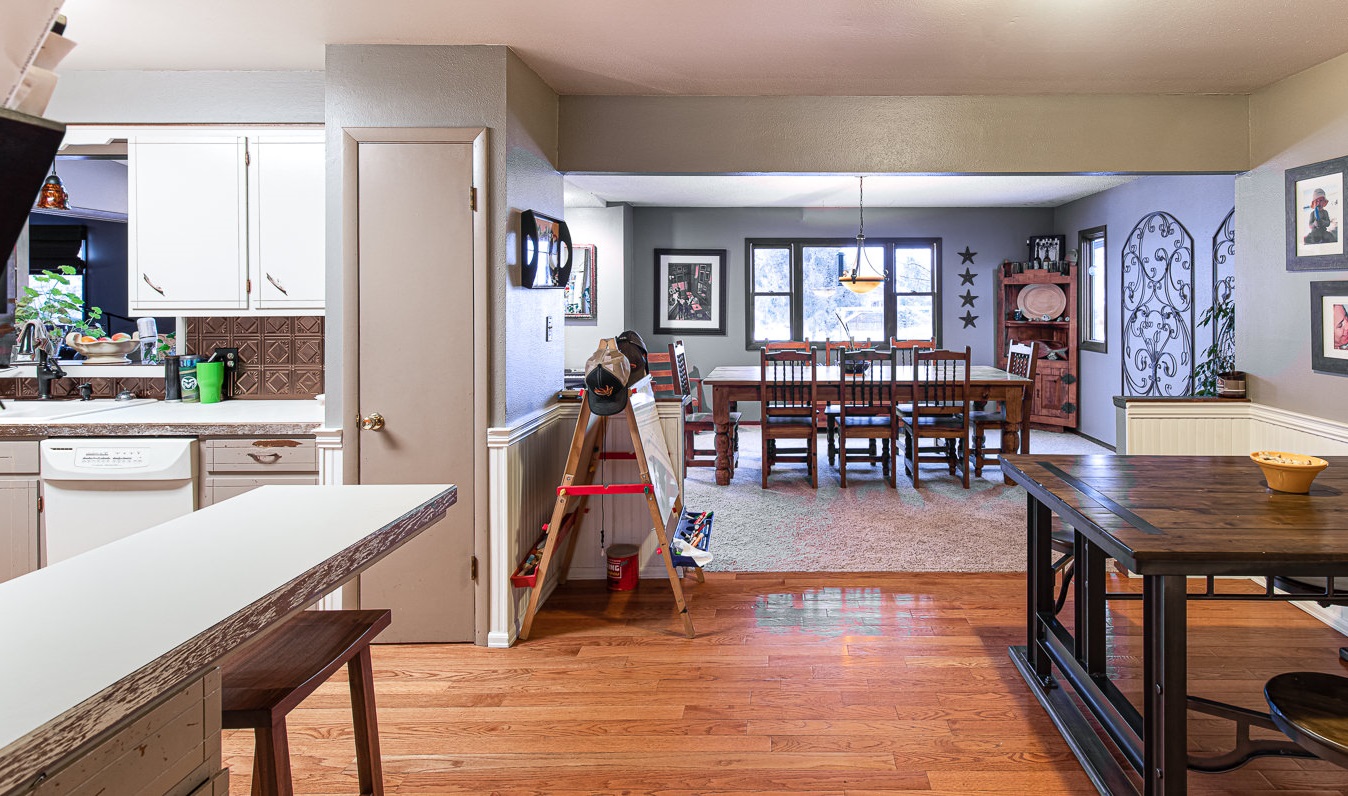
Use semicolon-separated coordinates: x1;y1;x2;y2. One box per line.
35;174;69;210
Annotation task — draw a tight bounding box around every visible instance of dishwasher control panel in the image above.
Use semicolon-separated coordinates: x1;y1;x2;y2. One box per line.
40;438;196;481
74;448;148;469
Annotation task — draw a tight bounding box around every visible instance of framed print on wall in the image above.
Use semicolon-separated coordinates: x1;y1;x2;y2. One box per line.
564;244;597;321
1286;157;1347;271
1310;280;1348;376
653;248;727;336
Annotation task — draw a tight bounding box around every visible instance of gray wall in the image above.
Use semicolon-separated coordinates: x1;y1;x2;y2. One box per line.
1238;51;1348;423
563;204;631;368
47;71;324;124
1053;175;1235;446
326;45;563;427
625;205;1054;390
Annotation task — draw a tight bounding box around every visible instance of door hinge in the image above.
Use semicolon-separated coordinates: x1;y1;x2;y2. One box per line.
471;555;479;581
36;495;42;513
469;186;477;212
244;149;251;167
246;277;252;294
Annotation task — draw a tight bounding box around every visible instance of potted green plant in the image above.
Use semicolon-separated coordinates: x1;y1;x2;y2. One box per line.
1193;288;1242;397
15;266;105;356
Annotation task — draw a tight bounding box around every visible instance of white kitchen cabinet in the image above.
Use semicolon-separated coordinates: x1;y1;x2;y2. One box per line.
127;129;325;316
198;437;318;508
0;478;39;585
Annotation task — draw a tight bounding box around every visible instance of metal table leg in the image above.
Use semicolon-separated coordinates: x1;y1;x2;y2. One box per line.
1027;493;1054;685
1143;574;1188;795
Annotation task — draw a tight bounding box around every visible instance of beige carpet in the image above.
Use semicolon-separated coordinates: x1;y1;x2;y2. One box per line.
684;426;1110;572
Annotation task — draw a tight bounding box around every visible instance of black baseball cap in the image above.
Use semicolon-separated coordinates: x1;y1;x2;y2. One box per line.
616;330;648;386
584;346;631;416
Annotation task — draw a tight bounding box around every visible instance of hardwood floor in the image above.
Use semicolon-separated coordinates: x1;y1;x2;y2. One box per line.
223;573;1348;794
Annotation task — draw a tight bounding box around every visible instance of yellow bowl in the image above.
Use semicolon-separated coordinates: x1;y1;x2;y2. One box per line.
1250;451;1329;494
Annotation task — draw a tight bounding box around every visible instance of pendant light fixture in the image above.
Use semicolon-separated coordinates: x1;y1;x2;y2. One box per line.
840;175;883;294
35;160;70;210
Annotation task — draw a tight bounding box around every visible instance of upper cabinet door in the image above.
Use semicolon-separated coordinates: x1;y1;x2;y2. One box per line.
250;136;326;310
129;136;249;312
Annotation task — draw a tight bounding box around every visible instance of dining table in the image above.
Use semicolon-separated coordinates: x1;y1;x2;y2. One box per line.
1001;454;1348;795
702;364;1032;485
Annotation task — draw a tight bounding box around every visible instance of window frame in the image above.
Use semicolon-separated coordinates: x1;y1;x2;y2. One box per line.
745;237;941;350
1078;225;1107;354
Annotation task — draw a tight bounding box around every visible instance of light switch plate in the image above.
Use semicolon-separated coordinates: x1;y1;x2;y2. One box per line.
545;316;554;342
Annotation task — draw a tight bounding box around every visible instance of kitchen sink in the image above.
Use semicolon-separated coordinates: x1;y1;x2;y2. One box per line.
0;399;155;422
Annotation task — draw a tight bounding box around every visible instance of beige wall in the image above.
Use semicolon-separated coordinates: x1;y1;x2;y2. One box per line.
559;94;1250;174
1238;51;1348;423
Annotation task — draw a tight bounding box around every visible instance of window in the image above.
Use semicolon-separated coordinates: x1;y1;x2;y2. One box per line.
747;238;940;348
1079;226;1107;353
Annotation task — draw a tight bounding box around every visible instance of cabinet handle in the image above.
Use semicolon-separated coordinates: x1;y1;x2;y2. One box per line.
266;272;289;296
247;452;283;464
142;273;165;295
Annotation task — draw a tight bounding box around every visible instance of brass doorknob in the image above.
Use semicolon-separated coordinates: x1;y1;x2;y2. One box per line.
360;412;385;431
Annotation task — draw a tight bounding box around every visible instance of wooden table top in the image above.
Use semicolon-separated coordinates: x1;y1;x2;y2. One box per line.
1001;454;1348;576
704;364;1030;386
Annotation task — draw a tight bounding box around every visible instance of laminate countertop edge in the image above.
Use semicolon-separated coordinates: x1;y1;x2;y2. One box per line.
0;484;457;796
0;420;325;437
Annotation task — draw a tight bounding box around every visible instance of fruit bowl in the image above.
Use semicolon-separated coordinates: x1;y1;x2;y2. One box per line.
1250;451;1329;494
64;331;139;364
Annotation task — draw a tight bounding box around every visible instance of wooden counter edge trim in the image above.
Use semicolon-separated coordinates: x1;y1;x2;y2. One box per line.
0;485;456;796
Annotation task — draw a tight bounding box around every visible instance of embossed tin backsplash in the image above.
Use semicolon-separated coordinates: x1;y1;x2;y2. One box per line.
185;316;325;399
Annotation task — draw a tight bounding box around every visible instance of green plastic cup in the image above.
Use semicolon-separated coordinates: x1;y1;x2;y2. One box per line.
197;361;225;404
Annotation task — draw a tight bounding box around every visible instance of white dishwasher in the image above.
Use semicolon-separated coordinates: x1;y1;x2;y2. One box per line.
40;438;197;565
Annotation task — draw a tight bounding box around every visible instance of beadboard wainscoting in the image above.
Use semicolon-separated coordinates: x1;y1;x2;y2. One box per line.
315;426;345;610
1124;400;1348;635
487;400;687;648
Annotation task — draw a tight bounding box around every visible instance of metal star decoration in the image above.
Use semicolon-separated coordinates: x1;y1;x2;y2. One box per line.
958;246;977;264
959;267;977;286
959;291;978;308
960;311;979;328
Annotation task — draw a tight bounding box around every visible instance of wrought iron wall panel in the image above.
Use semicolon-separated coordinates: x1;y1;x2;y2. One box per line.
1121;211;1195;396
1211;208;1235;359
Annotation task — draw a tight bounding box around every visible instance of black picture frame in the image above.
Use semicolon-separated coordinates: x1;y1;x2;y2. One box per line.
519;209;572;288
653;248;727;336
1286;157;1348;271
1027;234;1066;265
1310;280;1348;375
564;244;597;321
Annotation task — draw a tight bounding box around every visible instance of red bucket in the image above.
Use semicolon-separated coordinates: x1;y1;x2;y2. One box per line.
606;544;640;591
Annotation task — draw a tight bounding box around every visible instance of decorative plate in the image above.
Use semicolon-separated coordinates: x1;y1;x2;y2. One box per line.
1017;284;1067;320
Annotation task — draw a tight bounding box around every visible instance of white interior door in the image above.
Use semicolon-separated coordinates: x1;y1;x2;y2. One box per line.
356;142;476;643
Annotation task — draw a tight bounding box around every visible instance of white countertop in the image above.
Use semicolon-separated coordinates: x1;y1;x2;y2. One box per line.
0;483;455;784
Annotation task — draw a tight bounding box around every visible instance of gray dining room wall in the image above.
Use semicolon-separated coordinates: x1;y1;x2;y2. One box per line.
1052;174;1236;448
625;205;1055;415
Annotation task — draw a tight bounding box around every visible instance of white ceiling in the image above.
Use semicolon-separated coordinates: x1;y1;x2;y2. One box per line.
563;174;1140;209
57;0;1348;96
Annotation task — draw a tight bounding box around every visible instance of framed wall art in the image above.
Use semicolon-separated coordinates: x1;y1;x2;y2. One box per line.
1027;234;1066;265
564;244;597;321
653;248;726;336
1286;157;1347;271
1310;280;1348;375
519;209;572;288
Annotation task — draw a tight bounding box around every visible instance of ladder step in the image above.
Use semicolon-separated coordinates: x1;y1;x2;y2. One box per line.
559;484;650;496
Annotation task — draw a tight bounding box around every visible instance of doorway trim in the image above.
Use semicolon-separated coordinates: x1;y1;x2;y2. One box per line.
341;127;490;644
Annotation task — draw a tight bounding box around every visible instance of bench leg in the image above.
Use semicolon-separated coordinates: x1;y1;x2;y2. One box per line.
253;718;293;796
349;648;385;796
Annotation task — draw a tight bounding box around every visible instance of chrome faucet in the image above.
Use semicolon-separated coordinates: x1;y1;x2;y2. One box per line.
15;321;66;400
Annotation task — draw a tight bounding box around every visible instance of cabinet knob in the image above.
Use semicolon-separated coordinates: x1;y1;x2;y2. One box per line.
359;412;385;431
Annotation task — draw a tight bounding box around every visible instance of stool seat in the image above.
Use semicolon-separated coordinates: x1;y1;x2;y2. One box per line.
1265;671;1348;769
223;609;392;796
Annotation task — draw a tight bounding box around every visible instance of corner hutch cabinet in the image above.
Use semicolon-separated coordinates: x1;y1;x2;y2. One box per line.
994;268;1078;430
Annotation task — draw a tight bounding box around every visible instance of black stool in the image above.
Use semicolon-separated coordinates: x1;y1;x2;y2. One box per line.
1264;671;1348;768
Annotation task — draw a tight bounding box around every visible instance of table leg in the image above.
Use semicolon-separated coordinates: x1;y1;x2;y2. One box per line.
712;385;732;486
1026;493;1054;687
1073;533;1108;677
1143;575;1188;795
1001;387;1026;484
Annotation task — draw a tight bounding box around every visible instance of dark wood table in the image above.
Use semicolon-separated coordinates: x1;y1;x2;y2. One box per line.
1001;454;1348;795
703;364;1032;485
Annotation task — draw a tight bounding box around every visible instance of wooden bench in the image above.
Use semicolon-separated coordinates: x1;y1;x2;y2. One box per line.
1265;671;1348;769
221;609;392;796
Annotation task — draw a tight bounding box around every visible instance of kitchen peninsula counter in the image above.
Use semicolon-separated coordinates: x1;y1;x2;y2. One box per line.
0;399;324;437
0;483;456;796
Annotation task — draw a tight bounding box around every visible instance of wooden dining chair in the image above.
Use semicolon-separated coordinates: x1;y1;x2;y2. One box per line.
889;338;934;367
822;338;871;461
671;340;740;472
967;341;1037;477
760;347;818;488
835;347;896;488
764;340;811;352
895;346;972;489
646;349;680;400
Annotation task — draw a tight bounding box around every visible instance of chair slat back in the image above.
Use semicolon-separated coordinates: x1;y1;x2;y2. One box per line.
764;340;811;352
761;348;816;416
825;339;873;365
1006;341;1038;382
890;338;935;367
839;348;895;416
669;340;705;412
646;350;679;400
912;346;971;418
